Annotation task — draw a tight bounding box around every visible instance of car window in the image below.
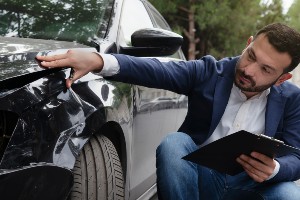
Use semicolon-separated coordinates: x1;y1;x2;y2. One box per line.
141;0;186;60
141;0;171;31
0;0;114;45
118;0;153;46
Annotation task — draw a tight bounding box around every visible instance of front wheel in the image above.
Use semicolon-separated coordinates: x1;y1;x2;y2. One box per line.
69;134;124;200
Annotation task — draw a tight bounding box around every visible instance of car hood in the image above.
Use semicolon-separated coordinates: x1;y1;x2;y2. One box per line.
0;37;96;90
0;36;91;54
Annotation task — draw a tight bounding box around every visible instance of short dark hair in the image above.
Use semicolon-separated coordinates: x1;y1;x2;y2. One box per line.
253;23;300;73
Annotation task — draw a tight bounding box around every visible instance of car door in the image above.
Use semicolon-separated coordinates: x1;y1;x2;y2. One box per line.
117;0;187;199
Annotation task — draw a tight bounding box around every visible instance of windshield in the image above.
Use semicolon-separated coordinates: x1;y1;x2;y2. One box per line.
0;0;114;45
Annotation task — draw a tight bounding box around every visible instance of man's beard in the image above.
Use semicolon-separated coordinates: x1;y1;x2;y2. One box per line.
234;62;278;93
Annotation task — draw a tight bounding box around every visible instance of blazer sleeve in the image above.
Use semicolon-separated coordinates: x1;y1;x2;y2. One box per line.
104;54;219;95
268;88;300;183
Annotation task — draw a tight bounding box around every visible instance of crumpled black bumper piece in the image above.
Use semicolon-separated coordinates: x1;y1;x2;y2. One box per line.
0;164;73;200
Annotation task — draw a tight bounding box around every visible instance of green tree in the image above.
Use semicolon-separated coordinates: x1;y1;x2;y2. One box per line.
257;0;287;29
150;0;286;59
195;0;262;58
286;0;300;32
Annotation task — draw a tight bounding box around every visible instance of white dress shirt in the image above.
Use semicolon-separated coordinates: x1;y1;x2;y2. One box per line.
96;53;280;179
200;84;269;147
97;53;120;76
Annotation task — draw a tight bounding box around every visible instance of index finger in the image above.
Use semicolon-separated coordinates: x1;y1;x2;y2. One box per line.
36;53;68;62
251;151;273;161
40;59;70;69
36;55;71;69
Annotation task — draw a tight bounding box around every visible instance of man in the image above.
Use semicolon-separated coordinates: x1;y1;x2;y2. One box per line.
37;23;300;199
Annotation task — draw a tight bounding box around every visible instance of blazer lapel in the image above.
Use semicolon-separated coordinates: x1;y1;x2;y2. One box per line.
265;87;285;137
208;75;233;135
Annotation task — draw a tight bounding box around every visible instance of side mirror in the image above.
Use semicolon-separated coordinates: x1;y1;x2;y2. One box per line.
120;28;183;57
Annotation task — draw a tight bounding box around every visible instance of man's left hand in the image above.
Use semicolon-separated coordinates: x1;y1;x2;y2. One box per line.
236;151;276;182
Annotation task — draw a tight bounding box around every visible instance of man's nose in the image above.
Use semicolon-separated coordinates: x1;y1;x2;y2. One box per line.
244;62;258;77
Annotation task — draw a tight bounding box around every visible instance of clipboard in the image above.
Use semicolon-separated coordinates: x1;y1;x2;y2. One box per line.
182;130;300;176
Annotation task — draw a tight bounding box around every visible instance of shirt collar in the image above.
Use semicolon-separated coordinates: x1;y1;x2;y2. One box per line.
232;84;270;101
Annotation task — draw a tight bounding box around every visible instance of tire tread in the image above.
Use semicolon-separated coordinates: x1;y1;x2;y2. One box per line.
69;135;124;200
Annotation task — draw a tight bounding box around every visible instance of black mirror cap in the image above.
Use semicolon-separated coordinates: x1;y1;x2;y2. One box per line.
120;28;183;57
131;28;183;48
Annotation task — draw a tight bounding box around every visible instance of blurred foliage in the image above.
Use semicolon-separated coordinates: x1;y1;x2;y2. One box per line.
149;0;289;59
286;0;300;32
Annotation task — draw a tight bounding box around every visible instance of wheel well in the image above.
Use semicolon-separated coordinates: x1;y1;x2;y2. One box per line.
98;121;127;181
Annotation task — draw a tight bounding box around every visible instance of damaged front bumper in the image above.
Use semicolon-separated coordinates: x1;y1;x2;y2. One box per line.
0;163;73;200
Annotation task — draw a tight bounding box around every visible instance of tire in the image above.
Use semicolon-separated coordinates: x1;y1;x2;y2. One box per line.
69;134;124;200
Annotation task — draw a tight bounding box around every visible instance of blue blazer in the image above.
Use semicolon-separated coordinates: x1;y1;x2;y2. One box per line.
109;54;300;183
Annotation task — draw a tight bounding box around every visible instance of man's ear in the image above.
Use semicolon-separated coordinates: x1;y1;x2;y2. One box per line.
247;36;253;46
275;73;292;86
242;36;253;53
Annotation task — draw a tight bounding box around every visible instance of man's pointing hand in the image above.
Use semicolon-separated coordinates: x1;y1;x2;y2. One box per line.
36;49;104;88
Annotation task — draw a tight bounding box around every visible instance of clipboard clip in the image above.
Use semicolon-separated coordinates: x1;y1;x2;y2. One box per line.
258;134;284;144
